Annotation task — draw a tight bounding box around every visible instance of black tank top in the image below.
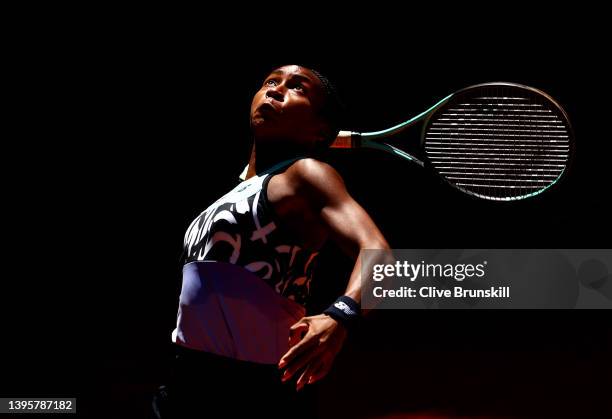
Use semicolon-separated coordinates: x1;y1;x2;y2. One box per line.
183;158;318;306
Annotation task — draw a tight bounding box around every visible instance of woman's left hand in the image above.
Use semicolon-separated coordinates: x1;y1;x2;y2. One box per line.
278;314;347;391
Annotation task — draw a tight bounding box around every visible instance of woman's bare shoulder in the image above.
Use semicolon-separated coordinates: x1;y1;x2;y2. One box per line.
286;158;345;187
279;157;349;207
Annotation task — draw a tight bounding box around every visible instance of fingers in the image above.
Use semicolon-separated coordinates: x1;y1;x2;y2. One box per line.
288;323;309;349
279;314;344;390
307;360;331;385
289;319;309;332
279;330;315;369
296;356;332;391
296;361;319;391
281;344;319;383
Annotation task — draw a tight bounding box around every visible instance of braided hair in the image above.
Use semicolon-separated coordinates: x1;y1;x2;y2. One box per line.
306;67;346;147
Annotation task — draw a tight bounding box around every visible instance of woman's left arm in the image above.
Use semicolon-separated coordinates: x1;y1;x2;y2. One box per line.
278;159;390;390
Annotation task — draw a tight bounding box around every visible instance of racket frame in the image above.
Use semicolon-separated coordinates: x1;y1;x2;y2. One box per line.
333;82;575;201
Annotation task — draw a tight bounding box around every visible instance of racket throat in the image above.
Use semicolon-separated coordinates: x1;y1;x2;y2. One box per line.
331;131;362;149
363;139;425;166
331;131;424;166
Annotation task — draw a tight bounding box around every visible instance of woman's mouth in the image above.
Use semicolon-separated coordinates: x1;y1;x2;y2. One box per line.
259;100;281;113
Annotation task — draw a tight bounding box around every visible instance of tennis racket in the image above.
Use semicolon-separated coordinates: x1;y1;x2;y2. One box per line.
331;82;574;201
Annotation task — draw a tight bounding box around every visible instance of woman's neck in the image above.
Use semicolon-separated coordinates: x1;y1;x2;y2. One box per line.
245;142;309;180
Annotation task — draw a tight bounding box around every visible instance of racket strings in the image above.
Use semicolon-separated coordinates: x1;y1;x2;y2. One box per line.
425;86;571;200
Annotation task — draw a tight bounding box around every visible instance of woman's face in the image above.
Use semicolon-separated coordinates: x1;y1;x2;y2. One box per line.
250;65;328;148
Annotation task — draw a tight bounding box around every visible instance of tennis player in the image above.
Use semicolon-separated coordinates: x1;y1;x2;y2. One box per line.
154;65;390;418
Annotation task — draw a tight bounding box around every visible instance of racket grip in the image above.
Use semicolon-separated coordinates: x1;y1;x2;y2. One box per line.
330;131;361;149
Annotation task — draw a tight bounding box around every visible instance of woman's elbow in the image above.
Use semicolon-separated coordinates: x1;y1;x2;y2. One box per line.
361;237;391;250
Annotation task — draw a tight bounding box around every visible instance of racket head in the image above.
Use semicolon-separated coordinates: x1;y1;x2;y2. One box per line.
422;82;574;201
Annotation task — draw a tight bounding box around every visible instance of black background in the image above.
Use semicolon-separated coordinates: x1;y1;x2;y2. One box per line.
4;7;611;419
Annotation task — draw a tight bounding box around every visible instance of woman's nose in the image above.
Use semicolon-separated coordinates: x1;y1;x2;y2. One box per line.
266;85;284;101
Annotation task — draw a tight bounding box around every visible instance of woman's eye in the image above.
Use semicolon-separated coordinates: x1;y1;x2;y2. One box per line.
265;80;277;87
293;84;304;91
